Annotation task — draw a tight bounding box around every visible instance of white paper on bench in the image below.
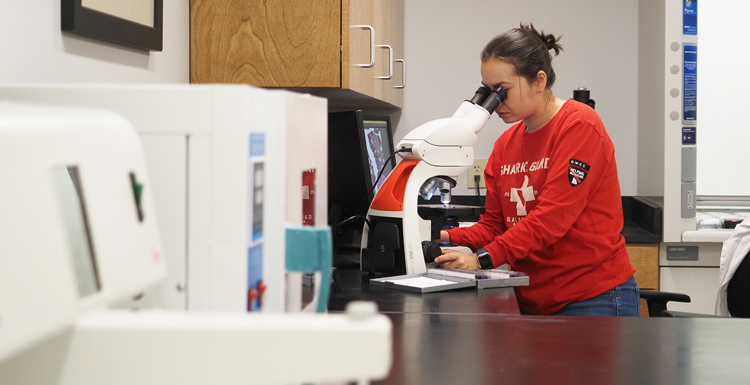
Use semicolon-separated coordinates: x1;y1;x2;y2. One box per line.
386;276;457;288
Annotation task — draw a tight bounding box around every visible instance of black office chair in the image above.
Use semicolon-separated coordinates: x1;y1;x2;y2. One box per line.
642;250;750;318
640;290;691;317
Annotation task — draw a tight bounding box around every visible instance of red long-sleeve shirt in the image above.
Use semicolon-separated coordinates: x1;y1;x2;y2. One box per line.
448;100;635;315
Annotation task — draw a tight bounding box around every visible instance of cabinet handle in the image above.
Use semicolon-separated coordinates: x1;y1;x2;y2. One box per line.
351;25;375;68
393;59;405;89
375;45;393;80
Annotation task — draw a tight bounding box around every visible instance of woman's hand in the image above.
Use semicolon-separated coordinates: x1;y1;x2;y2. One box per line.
434;249;480;270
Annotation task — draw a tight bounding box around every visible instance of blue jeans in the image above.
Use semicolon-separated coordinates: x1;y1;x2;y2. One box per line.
521;275;641;317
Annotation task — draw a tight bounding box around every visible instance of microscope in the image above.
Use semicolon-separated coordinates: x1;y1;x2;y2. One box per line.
360;86;506;276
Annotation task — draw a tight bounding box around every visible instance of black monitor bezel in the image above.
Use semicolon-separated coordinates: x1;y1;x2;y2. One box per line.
328;111;397;218
360;114;397;203
327;111;397;266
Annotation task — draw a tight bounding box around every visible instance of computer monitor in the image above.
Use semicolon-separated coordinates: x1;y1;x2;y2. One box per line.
328;111;396;262
362;117;395;196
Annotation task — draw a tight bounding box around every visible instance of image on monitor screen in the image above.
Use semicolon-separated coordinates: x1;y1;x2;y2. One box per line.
363;120;392;195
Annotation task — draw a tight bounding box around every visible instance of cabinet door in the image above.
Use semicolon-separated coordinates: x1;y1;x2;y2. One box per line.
346;0;403;107
627;244;659;290
626;243;659;317
191;0;341;87
346;0;377;97
371;0;392;104
384;0;404;107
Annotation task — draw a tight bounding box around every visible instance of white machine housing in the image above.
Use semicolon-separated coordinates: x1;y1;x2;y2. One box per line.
0;85;329;313
0;102;164;361
0;102;392;385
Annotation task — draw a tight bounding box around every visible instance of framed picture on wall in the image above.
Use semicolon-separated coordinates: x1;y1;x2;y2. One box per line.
61;0;163;51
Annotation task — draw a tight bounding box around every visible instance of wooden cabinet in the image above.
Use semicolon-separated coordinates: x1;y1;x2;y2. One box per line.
626;243;659;317
190;0;404;108
347;0;404;107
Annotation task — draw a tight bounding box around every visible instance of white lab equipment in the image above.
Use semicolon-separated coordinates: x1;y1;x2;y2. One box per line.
361;86;505;275
0;102;392;385
0;102;164;362
0;85;329;313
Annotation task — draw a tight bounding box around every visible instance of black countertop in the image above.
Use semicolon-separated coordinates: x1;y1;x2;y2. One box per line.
621;196;662;243
329;267;519;315
329;267;750;385
375;313;750;385
621;221;661;243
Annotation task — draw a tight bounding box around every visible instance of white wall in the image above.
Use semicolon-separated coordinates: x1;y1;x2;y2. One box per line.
636;0;667;198
0;0;188;84
400;0;640;196
696;1;750;197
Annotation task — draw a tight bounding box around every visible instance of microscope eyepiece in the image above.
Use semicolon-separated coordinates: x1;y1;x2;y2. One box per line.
573;87;595;109
480;86;507;113
469;86;492;105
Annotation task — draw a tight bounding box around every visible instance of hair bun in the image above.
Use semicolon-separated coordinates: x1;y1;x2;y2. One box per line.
544;34;556;49
519;23;563;56
539;31;562;56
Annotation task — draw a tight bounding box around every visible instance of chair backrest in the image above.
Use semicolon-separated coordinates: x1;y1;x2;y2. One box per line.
727;250;750;317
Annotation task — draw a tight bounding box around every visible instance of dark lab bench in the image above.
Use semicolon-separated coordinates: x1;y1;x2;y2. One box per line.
371;313;750;385
329;267;750;385
621;196;662;243
329;267;520;315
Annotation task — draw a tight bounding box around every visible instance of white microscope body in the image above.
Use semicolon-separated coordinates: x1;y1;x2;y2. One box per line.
361;87;506;275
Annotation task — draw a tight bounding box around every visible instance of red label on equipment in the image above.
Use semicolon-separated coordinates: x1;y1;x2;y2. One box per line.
302;169;315;225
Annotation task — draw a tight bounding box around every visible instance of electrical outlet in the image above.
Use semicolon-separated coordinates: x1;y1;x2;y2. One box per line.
681;182;696;218
467;158;487;189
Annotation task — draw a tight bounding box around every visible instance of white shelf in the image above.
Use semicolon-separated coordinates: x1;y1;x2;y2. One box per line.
681;229;733;243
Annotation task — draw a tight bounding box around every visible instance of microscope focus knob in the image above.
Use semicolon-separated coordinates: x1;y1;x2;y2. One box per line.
422;241;442;263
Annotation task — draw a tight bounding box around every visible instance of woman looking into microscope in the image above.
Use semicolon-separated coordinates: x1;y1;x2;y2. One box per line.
434;24;639;317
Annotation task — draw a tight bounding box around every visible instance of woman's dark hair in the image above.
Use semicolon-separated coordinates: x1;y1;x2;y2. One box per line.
481;23;563;89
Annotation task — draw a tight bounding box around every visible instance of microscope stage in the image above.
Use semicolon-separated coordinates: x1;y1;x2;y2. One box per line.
417;204;486;217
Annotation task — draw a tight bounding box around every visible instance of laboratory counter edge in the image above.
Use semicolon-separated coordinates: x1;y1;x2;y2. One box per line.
328;267;750;385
